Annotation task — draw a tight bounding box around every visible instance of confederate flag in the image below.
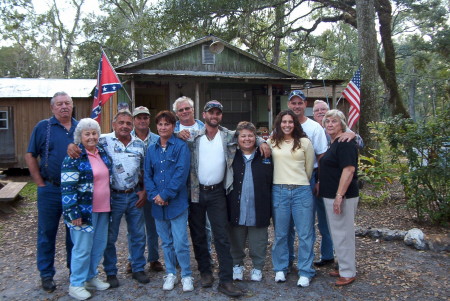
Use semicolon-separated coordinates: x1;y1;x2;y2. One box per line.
91;50;122;122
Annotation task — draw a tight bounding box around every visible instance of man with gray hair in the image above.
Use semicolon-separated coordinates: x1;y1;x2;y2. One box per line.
26;91;76;292
173;96;205;140
99;109;150;287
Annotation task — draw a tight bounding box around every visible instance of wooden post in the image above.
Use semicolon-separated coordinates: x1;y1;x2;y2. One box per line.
268;84;273;131
332;84;337;109
130;80;136;111
195;82;200;120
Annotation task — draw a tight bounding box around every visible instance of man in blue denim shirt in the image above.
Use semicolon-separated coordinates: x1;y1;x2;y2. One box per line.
25;91;76;293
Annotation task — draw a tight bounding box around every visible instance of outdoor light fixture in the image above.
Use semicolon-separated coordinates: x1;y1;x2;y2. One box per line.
209;40;224;54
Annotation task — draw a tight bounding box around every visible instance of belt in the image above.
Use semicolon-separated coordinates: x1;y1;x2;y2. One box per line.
112;187;136;194
275;184;301;190
44;179;60;187
199;182;222;191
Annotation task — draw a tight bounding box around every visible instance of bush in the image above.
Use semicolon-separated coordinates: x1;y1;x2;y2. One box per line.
381;109;449;226
358;123;398;206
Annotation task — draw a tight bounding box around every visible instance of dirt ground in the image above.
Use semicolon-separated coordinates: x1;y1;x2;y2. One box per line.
0;176;448;301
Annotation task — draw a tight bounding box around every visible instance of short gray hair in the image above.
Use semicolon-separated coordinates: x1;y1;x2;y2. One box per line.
323;109;348;132
74;118;101;144
172;96;194;112
113;109;132;122
313;100;329;111
50;91;72;106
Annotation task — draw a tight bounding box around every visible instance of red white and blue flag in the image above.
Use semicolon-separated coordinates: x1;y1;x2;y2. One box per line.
91;51;122;122
342;66;361;129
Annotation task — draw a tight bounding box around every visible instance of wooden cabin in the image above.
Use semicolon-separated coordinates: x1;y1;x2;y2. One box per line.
0;78;96;169
114;35;345;132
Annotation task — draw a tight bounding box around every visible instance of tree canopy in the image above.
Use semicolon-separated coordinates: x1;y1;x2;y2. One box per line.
0;0;448;122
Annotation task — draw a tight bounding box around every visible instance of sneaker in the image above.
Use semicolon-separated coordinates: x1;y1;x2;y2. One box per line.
69;286;91;300
250;269;263;282
132;271;150;284
163;273;178;291
181;276;194;292
232;265;244;281
41;277;56;292
297;276;310;287
274;271;286;283
106;275;119;288
85;277;110;290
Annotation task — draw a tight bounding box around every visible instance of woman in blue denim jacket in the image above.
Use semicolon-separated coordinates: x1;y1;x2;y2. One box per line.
144;111;193;292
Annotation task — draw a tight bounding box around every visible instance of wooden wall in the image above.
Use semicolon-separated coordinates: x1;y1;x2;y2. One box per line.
0;97;92;169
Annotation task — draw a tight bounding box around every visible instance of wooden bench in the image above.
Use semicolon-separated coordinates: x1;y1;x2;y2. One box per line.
0;182;28;202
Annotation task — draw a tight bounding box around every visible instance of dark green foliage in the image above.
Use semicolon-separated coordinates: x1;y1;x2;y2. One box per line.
381;107;449;225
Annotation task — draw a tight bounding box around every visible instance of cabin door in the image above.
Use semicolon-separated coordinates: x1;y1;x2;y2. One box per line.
0;106;15;163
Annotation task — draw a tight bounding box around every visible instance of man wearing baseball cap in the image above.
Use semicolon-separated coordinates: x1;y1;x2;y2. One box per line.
130;106;164;273
187;100;270;297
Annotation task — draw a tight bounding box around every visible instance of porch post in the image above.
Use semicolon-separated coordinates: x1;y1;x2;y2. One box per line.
268;84;273;132
332;83;336;109
195;82;200;120
131;79;136;110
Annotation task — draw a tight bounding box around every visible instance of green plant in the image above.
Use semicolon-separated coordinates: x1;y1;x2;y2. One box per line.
381;108;449;226
358;122;399;206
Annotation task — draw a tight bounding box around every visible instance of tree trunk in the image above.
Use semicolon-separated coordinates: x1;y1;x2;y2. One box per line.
375;0;409;117
356;0;378;152
271;3;285;65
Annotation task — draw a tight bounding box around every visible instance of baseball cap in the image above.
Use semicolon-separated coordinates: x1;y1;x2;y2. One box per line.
203;100;223;112
132;106;150;117
288;90;306;101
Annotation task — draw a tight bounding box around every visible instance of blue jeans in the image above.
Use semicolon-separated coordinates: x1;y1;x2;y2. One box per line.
127;202;160;263
288;171;334;263
155;209;192;277
70;212;109;286
272;185;315;278
143;202;160;262
103;191;146;275
37;182;73;278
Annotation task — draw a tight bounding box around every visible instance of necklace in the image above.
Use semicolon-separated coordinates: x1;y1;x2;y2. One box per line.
284;139;293;143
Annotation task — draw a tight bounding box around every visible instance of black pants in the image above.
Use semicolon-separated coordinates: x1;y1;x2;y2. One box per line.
188;187;233;283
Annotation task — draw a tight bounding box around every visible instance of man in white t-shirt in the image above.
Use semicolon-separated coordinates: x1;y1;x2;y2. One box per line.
187;100;243;297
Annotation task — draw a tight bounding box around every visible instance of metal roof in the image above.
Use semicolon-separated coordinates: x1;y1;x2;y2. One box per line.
0;78;96;98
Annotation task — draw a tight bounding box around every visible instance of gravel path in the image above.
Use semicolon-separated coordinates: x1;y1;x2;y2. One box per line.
0;183;448;301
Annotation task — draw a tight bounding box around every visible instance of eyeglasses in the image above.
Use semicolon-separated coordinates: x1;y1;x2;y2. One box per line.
177;106;192;113
313;108;328;113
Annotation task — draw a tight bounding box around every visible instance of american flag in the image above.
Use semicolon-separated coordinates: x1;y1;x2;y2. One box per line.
91;51;122;122
342;67;361;129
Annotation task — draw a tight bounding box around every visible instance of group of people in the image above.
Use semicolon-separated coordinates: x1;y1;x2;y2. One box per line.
26;90;360;300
